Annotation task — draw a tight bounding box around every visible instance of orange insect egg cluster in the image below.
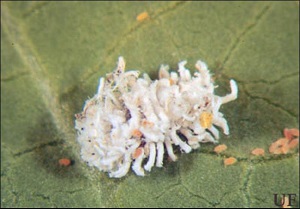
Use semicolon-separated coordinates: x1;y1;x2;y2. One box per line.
214;144;227;154
269;128;299;155
224;157;237;166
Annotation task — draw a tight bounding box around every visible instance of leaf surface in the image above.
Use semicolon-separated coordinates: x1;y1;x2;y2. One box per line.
1;1;299;207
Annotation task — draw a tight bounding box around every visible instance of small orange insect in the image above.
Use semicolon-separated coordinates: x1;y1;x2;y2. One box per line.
251;148;265;156
59;158;71;167
269;135;299;155
224;157;237;166
214;144;227;154
136;12;150;22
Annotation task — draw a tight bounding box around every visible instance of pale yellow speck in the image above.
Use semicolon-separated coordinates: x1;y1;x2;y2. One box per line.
199;112;213;128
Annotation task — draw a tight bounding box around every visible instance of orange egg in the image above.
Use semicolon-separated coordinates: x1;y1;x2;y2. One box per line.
59;158;71;166
224;157;237;166
214;144;227;154
251;148;265;156
136;12;150;22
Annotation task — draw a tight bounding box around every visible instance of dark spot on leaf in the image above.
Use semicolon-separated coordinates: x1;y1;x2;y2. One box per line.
25;112;83;178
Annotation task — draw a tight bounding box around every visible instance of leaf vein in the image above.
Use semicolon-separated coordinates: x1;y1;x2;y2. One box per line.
221;4;272;69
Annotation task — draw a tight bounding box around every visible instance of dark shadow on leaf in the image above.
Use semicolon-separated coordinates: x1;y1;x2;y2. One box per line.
162;160;180;177
59;84;93;118
26;112;84;179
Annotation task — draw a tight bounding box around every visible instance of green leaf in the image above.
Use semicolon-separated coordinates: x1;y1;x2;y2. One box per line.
1;1;299;207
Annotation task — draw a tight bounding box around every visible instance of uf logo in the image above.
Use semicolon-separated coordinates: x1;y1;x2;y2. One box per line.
274;194;297;207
